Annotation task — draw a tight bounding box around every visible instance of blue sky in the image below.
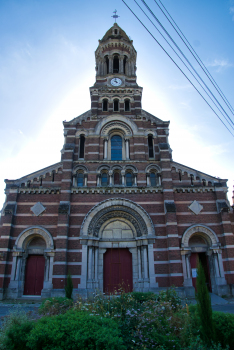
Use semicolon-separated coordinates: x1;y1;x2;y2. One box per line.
0;0;234;207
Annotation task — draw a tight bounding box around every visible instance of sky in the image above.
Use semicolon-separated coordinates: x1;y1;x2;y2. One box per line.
0;0;234;209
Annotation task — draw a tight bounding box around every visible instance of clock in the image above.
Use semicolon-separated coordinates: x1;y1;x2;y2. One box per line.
110;78;122;86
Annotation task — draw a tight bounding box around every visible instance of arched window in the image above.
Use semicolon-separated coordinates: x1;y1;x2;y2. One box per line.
105;56;109;74
124;99;130;111
148;135;154;158
77;173;84;187
114;171;121;185
114;29;118;35
113;99;119;112
79;135;85;159
101;172;108;186
111;135;122;160
103;99;108;111
150;172;156;186
126;172;133;187
113;55;119;73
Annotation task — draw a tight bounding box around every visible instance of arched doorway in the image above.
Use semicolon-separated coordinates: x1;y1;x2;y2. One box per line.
102;220;133;294
181;224;227;296
189;235;212;292
24;237;46;295
79;198;157;294
8;226;54;299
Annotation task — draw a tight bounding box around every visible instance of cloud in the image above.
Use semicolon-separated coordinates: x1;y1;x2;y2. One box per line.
205;59;233;72
230;7;234;20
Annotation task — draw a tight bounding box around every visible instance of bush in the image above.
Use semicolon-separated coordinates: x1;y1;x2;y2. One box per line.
157;286;182;311
213;311;234;348
0;307;34;350
65;271;73;299
27;310;126;350
39;297;73;316
130;291;157;303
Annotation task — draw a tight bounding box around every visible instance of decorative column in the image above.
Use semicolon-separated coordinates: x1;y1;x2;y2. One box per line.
97;174;100;186
146;174;150;186
158;174;161;186
125;138;130;159
84;174;87;187
119;55;124;74
88;247;93;281
109;170;113;186
134;173;137;186
181;251;193;288
94;247;98;288
214;253;220;277
143;246;148;279
73;175;76;187
109;56;113;74
121;170;125;186
185;254;192;279
138;247;142;280
104;138;108;159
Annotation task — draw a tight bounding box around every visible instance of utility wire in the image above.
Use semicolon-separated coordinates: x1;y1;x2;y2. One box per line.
134;0;234;131
155;0;234;116
121;0;234;137
140;0;234;129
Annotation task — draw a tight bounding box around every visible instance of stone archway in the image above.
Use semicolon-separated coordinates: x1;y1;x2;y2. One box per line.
79;198;157;294
181;224;227;296
8;226;54;299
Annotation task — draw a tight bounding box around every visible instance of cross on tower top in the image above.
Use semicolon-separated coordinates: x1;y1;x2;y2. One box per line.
112;9;120;23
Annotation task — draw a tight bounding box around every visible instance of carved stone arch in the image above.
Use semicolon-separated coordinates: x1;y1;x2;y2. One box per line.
73;165;88;175
15;226;54;250
124;164;138;174
101;121;132;137
145;164;161;174
75;130;88;137
94;115;138;136
181;224;219;249
145;129;157;138
80;198;155;237
111;164;123;171
99;96;110;102
97;164;111;174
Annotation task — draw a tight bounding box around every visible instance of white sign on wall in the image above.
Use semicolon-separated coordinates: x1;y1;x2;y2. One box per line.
192;268;197;278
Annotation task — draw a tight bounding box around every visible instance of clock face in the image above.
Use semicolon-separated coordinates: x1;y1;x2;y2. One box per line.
111;78;122;86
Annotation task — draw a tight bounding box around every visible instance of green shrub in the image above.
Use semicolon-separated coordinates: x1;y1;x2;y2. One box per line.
213;311;234;348
157;286;182;311
0;307;34;350
39;297;73;316
65;271;73;299
196;263;214;345
130;291;157;303
27;310;126;350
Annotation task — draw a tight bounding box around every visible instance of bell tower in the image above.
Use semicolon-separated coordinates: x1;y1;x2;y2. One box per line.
90;23;143;117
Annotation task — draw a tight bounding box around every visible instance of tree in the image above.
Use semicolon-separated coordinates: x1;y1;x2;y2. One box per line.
196;261;214;345
65;271;73;299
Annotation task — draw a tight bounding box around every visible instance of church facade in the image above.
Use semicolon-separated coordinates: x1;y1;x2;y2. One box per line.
0;23;234;300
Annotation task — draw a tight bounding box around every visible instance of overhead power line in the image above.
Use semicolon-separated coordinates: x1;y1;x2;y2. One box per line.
121;0;234;137
156;0;234;116
133;0;234;131
139;0;234;129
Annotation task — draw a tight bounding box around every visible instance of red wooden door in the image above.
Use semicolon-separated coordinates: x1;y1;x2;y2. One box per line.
190;252;212;292
103;248;133;294
24;255;45;295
